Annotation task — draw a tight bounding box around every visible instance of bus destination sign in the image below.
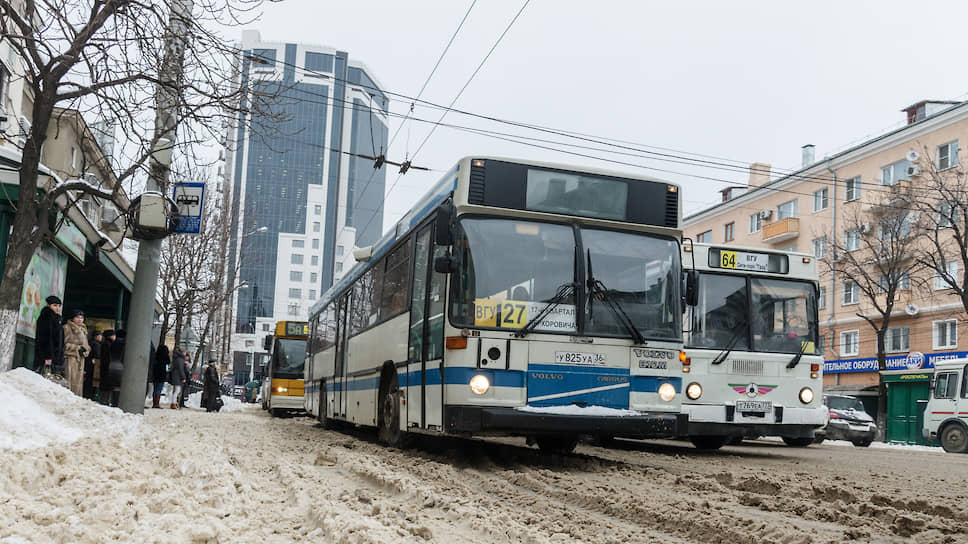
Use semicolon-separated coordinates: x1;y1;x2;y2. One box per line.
708;248;788;274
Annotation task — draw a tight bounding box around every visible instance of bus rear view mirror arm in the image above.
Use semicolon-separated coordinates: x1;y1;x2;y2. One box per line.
434;255;458;274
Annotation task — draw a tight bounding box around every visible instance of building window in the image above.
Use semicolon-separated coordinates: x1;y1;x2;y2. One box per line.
289;271;303;282
840;330;860;356
0;63;8;113
697;230;712;243
843;281;859;305
938;202;959;228
312;222;320;233
291;254;304;265
314;204;322;215
777;199;798;219
812;236;827;258
818;287;827;310
813;188;828;212
749;213;761;233
289;288;302;299
880;160;909;186
312;239;319;249
779;244;797;253
935;261;959;290
845;229;861;251
262;323;270;332
882;272;910;292
336;245;344;257
933;319;958;349
723;222;734;242
310;272;317;283
311;255;319;266
938;140;959;170
845;176;861;201
886;326;910;353
252;48;277;67
291;239;304;248
309;289;316;300
305;51;334;73
288;303;300;316
335;262;343;273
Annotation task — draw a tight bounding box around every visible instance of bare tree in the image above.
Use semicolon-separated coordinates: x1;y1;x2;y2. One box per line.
822;182;922;434
910;148;968;313
0;0;280;372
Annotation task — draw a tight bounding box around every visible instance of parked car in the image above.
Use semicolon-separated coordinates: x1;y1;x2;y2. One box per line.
232;385;245;400
815;394;876;447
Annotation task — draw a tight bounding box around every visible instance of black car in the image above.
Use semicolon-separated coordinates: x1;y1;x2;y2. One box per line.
815;394;877;447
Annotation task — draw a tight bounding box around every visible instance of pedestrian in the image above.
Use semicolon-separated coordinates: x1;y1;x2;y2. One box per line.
33;295;64;376
151;345;170;409
98;330;115;405
84;330;102;400
106;329;126;407
169;347;187;409
180;355;192;408
203;359;221;412
62;309;90;397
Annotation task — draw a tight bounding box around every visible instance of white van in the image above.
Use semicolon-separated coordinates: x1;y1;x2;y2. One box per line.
923;358;968;453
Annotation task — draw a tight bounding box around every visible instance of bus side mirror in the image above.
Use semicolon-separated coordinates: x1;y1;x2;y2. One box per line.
685;270;699;306
434;255;457;274
434;201;454;246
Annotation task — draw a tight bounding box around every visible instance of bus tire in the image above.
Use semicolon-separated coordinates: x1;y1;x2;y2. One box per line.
270;407;283;418
378;369;408;448
535;435;579;454
940;423;968;453
782;436;814;448
689;436;728;450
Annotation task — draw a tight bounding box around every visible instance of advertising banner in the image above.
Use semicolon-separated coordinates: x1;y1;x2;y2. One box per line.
16;243;68;339
824;350;968;374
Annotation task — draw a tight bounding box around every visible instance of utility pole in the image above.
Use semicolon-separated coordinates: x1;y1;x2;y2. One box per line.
119;0;194;414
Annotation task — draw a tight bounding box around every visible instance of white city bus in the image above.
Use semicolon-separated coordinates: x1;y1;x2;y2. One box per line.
305;156;692;452
680;244;826;449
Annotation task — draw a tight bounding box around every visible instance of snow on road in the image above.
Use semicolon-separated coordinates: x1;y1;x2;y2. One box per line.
1;368;968;543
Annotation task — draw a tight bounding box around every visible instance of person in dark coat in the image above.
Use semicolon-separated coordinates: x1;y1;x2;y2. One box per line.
33;295;64;375
98;330;115;405
106;330;126;407
169;348;187;409
84;330;102;399
203;359;221;412
151;345;170;409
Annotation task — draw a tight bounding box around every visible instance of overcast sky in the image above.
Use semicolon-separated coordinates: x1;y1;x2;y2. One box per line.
249;0;968;232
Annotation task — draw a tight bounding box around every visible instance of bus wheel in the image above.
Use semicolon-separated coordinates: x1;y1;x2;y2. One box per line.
378;370;408;448
940;424;968;453
535;435;579;454
782;436;814;448
270;407;283;418
689;436;728;450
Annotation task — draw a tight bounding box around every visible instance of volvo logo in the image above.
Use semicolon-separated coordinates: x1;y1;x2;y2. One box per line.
633;348;675;359
531;373;564;380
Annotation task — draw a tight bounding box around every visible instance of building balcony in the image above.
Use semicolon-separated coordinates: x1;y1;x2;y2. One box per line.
762;217;799;244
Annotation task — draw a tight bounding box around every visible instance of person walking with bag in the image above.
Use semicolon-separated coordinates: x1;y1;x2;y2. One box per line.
151;346;171;409
62;310;90;396
203;360;221;412
169;348;187;409
34;296;64;376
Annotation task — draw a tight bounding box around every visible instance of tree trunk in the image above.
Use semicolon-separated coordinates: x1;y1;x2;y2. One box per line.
875;329;888;441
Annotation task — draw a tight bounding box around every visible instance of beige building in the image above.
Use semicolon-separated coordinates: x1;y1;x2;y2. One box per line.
684;100;968;402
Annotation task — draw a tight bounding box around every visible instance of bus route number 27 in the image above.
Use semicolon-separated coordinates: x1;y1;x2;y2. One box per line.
474;299;528;328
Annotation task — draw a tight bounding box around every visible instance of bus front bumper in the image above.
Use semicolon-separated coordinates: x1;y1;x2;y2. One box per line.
444;406;685;439
682;405;826;438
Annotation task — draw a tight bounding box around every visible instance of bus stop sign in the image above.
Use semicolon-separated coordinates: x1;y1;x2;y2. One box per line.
172;182;205;234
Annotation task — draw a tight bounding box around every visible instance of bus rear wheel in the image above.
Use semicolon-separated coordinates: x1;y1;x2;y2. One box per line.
378;370;408;448
535;435;579;454
940;424;968;453
782;436;814;448
689;436;728;450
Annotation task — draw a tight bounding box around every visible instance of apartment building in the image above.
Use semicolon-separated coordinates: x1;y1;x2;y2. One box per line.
683;100;968;443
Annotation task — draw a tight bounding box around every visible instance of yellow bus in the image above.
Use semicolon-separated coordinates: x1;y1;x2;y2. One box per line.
261;321;309;416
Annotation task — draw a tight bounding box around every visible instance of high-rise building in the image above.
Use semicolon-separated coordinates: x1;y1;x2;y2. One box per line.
223;30;387;370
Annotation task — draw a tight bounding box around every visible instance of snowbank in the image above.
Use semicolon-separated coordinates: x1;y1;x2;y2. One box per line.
0;368;141;451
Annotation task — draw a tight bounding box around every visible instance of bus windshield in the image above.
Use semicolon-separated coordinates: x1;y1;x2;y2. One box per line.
272;338;306;378
688;274;818;354
450;217;681;341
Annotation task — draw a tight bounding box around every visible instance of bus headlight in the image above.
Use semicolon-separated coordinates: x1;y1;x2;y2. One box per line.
275;386;288;393
658;382;676;402
686;382;703;400
799;387;814;404
469;375;490;395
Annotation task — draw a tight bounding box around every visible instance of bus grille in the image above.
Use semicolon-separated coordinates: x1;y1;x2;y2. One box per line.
665;190;679;228
469;162;486;204
730;359;764;376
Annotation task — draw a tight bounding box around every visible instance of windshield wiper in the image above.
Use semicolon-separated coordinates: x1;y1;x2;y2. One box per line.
514;282;577;338
587;249;646;345
711;319;747;365
786;339;808;369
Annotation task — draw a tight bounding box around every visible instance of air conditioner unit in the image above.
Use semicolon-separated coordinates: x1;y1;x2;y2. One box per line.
906;150;920;162
77;198;95;222
758;209;773;220
16;115;31;146
101;204;122;232
906;165;921;177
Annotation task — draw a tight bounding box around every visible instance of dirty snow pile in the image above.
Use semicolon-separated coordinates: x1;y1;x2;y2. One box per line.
0;368;141;451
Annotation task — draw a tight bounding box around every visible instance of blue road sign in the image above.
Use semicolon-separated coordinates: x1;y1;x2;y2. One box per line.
172;182;205;234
